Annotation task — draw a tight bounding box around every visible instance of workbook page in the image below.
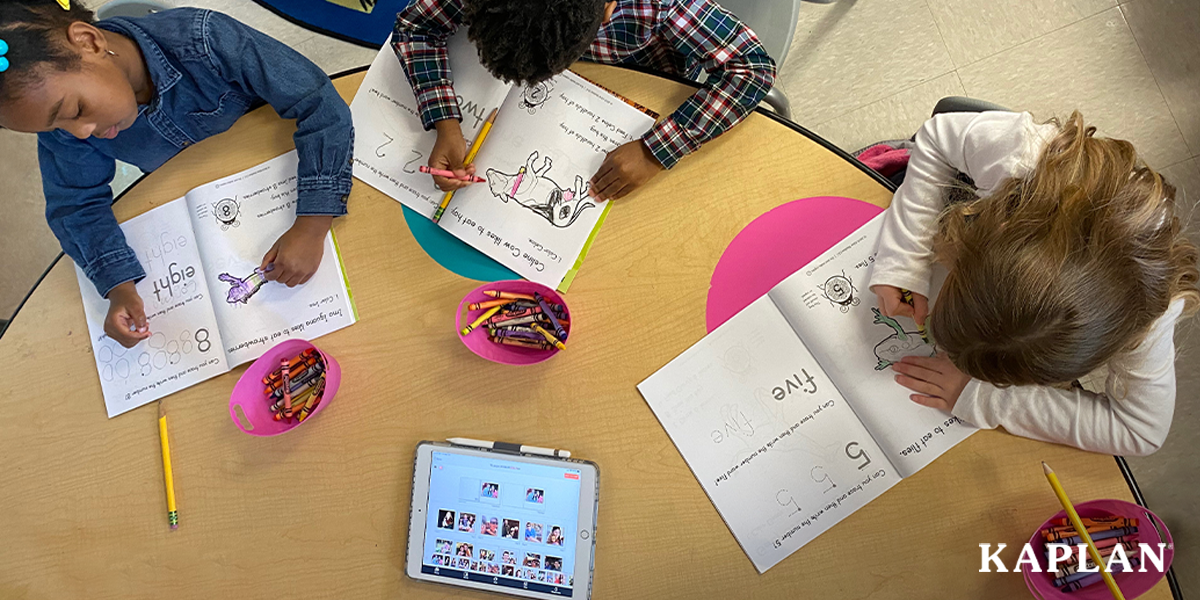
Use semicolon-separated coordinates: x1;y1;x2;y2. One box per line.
765;215;976;478
349;32;512;217
637;295;898;573
75;199;229;417
440;70;655;286
185;152;356;366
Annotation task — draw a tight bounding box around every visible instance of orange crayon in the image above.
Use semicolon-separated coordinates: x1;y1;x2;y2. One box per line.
482;290;536;301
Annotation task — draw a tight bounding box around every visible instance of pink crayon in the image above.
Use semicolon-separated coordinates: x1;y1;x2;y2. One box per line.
419;166;485;183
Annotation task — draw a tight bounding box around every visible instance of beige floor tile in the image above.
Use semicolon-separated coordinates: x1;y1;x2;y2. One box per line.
810;72;965;153
926;0;1114;67
777;0;954;126
1122;0;1200;157
293;36;379;76
0;131;65;321
957;8;1188;169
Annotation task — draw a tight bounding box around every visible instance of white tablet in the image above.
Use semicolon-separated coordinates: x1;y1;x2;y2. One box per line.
406;441;600;599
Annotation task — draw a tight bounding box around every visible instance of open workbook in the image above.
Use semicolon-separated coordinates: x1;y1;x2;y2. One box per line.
637;213;976;573
76;152;356;418
350;34;657;289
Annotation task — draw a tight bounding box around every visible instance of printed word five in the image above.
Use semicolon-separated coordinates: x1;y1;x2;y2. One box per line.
773;369;817;400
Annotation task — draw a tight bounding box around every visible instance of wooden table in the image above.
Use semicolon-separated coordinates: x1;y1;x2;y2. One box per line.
0;65;1168;600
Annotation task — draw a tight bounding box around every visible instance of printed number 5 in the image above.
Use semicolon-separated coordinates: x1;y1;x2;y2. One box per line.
845;441;872;470
811;466;836;493
776;489;802;517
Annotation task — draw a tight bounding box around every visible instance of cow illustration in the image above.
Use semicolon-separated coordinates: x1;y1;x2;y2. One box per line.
484;151;594;228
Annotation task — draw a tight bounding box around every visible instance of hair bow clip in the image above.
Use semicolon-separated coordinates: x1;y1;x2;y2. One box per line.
0;39;8;74
56;0;71;10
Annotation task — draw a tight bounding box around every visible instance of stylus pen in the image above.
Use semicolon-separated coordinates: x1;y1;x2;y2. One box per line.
447;437;572;458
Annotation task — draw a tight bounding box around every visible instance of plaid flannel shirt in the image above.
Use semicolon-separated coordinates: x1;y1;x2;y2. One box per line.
392;0;776;169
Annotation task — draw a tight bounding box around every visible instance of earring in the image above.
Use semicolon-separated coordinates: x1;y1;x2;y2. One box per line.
0;39;8;73
107;49;118;57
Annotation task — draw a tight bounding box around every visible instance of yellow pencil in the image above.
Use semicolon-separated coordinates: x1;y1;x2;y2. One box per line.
158;402;179;531
1042;462;1124;600
432;108;498;224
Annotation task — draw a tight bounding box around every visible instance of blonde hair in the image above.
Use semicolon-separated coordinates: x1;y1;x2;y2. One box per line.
930;111;1199;387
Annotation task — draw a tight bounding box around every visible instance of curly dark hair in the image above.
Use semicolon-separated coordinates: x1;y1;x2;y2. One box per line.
0;0;96;101
464;0;608;85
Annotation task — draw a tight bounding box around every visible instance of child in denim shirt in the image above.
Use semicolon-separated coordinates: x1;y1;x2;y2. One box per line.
0;1;352;347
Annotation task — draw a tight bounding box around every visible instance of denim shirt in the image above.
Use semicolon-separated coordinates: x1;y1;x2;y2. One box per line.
38;8;354;297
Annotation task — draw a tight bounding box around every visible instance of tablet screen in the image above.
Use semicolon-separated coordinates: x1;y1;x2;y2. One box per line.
420;450;581;595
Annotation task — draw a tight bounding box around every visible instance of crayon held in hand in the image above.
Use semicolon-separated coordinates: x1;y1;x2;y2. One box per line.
899;288;930;344
419;165;486;183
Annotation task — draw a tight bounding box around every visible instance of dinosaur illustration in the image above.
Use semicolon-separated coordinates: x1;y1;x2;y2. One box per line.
218;267;271;306
484;151;594;228
871;307;935;370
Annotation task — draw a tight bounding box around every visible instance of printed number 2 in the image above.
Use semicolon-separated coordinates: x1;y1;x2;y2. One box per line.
845;441;872;470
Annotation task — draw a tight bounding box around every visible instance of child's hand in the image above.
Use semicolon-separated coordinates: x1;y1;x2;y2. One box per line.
872;284;928;328
891;353;971;411
589;140;663;201
430;119;476;192
105;281;151;348
261;215;332;287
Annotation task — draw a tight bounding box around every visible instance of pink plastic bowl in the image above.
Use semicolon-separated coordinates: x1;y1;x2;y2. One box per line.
228;339;341;436
1023;499;1174;599
455;280;570;366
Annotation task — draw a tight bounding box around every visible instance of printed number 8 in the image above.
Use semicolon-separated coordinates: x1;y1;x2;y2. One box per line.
845;441;872;470
196;328;211;353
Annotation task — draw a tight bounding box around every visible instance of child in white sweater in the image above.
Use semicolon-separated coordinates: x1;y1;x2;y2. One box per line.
869;110;1198;457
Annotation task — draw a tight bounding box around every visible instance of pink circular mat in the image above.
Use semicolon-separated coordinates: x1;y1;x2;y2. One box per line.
706;196;884;332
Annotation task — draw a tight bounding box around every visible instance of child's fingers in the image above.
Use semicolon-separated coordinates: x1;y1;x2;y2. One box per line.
891;360;940;381
910;394;952;411
591;171;621;201
911;293;930;327
607;180;634;201
261;244;281;280
589;164;615;198
433;174;468;192
872;286;904;317
897;354;945;372
893;372;942;397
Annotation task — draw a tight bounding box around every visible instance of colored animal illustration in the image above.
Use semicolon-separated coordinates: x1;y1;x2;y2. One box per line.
218;267;270;305
819;271;860;312
871;307;935;370
485;151;594;228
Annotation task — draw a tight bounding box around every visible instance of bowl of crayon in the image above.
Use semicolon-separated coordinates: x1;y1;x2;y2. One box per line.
228;339;341;436
1023;499;1173;599
456;280;570;365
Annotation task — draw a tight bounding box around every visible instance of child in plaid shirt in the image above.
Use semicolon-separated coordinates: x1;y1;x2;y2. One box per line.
393;0;777;201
